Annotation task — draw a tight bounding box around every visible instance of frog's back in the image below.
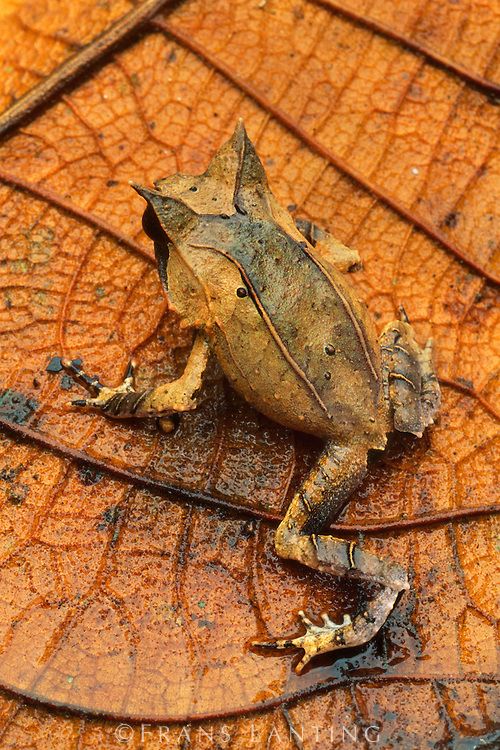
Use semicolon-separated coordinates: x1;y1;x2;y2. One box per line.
205;215;383;444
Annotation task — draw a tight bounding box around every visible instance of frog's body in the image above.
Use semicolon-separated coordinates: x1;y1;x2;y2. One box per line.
165;211;384;444
59;121;440;673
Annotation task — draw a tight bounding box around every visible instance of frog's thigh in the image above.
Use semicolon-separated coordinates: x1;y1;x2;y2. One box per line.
295;218;361;273
276;440;407;591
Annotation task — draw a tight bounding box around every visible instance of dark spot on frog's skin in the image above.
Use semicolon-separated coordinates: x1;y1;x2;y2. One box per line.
0;390;38;425
168;48;177;63
324;344;336;356
106;179;119;187
236;287;248;298
78;463;104;486
189;185;198;192
443;211;460;229
287;203;297;212
324;371;331;380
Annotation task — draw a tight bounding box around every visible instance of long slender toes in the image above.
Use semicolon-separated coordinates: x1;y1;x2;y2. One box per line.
251;638;295;651
123;358;136;383
252;585;402;672
70;399;88;407
61;358;103;394
298;610;315;629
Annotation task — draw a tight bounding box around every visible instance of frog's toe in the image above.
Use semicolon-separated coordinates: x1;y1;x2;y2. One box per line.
252;610;354;673
61;358;104;396
59;356;140;414
123;358;137;388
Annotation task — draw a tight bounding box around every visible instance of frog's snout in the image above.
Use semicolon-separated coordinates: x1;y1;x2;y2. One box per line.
131;183;171;291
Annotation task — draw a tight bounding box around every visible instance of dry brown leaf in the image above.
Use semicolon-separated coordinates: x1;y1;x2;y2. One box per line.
0;0;498;746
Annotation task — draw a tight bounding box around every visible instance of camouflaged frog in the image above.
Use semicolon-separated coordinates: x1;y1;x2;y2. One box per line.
58;121;440;673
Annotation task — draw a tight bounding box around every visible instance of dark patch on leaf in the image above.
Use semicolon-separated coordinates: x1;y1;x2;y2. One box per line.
46;356;64;373
7;483;29;506
98;506;122;542
78;464;104;486
443;211;460;229
60;374;75;390
0;390;38;424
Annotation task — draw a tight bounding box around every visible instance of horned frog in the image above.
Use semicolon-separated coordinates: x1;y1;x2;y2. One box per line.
58;121;440;673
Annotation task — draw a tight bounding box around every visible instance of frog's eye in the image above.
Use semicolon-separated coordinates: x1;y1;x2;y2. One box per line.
142;204;165;242
236;287;248;298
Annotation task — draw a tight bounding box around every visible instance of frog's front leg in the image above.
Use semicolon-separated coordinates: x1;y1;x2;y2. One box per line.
254;441;409;673
60;332;210;430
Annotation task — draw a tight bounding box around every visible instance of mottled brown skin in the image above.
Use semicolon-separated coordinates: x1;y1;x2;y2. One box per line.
59;121;441;673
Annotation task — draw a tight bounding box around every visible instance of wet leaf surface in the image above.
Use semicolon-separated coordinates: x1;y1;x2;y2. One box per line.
0;0;498;744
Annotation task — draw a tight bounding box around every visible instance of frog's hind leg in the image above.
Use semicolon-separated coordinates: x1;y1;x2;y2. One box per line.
253;441;409;673
59;332;210;429
380;308;441;437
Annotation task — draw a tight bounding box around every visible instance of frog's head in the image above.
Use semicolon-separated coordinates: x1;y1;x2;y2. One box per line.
130;120;273;289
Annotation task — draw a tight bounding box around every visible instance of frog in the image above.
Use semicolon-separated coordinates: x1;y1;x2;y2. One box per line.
57;120;440;673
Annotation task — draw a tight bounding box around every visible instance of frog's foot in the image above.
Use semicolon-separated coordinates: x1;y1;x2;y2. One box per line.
254;583;401;673
253;610;352;673
57;334;211;420
60;358;145;417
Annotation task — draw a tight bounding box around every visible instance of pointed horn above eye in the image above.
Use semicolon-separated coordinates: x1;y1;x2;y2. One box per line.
229;117;247;154
203;119;270;217
130;181;198;235
129;181;163;202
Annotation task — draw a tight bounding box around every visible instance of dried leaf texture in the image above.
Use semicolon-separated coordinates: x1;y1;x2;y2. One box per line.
0;0;137;112
0;0;498;743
